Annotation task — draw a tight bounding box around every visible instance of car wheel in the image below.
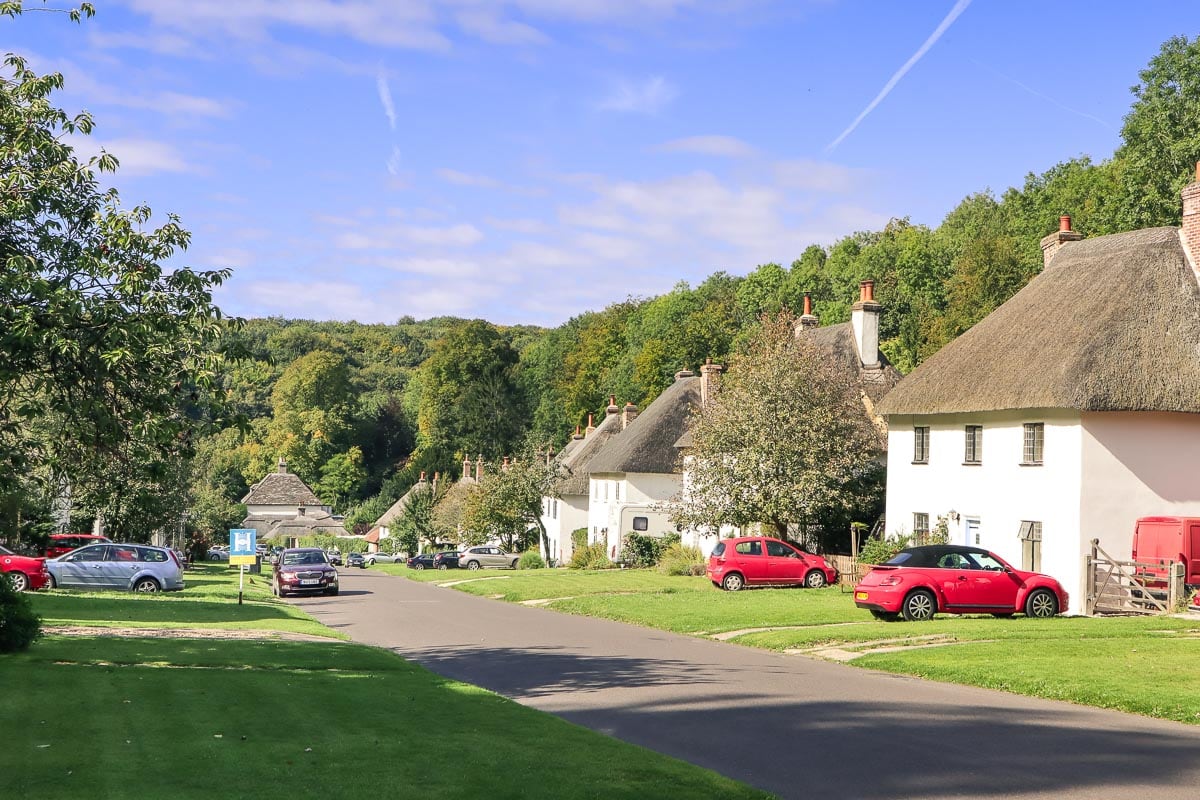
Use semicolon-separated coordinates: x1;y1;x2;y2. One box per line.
366;560;375;567
869;609;898;621
721;572;744;592
438;563;448;571
7;572;30;592
133;578;161;593
210;554;221;561
803;570;828;589
901;590;936;621
467;561;481;571
1025;588;1059;618
511;559;519;569
47;574;57;589
415;563;425;571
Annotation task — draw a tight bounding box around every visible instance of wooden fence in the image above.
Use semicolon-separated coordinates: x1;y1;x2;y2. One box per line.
1083;538;1185;615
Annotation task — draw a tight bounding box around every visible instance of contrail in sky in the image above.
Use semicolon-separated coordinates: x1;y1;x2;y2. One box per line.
376;69;397;131
827;0;972;152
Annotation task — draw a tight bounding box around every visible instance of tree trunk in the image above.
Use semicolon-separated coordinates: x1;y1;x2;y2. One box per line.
772;519;789;541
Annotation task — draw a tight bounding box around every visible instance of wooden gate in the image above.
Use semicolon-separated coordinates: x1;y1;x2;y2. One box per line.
1084;539;1185;615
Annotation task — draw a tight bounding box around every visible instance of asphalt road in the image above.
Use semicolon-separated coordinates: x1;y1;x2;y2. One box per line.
295;569;1200;799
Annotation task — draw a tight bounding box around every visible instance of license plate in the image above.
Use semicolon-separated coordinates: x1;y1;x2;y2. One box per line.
854;591;868;600
300;579;319;586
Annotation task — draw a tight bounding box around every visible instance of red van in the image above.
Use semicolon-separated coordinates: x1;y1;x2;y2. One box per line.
1132;517;1200;588
45;533;112;559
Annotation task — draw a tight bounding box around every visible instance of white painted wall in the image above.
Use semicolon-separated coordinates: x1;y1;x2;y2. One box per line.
539;493;588;566
245;503;331;517
885;409;1085;611
588;472;682;559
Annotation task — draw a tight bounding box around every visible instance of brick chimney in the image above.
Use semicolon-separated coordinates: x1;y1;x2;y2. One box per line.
851;280;882;369
474;455;483;482
277;456;288;474
1181;163;1200;266
1040;214;1083;269
796;292;819;332
419;471;426;482
501;456;511;471
674;369;695;381
584;413;596;437
571;424;583;442
621;402;639;429
462;456;471;481
700;358;724;407
606;395;619;416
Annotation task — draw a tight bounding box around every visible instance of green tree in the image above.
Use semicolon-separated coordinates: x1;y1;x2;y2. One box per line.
1115;35;1200;228
0;23;241;520
669;313;885;542
461;452;558;553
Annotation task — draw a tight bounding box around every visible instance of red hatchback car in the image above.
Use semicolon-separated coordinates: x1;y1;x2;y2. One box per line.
707;536;838;591
1;544;51;592
853;544;1068;621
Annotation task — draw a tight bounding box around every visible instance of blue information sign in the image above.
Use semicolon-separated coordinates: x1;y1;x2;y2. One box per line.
229;528;257;557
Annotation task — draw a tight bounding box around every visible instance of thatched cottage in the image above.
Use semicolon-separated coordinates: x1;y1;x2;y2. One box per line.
878;170;1200;613
538;398;634;565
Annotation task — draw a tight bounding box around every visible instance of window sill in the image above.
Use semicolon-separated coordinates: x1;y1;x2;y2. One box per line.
911;460;929;465
1018;461;1043;467
961;461;982;466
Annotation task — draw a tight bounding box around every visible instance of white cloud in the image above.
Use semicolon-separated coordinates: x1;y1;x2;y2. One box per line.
436;168;501;188
455;10;549;45
377;256;484;279
485;216;550;234
376;69;397;131
597;75;678;113
773;159;868;193
657;135;756;158
335;223;484;249
68;135;200;176
387;146;403;176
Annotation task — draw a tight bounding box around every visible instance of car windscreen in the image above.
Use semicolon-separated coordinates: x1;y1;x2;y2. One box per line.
884;551;917;566
282;551;328;566
0;545;12;556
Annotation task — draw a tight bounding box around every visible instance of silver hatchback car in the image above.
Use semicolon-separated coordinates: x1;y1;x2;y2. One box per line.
47;543;185;593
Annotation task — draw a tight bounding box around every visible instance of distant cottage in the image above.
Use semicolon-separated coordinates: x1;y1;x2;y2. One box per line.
878;168;1200;613
241;457;349;545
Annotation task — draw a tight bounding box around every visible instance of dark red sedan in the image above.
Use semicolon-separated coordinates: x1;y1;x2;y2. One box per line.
853;544;1068;621
1;545;51;592
706;536;838;591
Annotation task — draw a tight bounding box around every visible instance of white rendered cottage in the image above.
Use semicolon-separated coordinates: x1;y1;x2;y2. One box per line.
240;457;349;545
878;174;1200;613
538;399;635;565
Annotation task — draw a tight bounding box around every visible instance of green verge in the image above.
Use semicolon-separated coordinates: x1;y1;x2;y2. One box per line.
393;567;1200;725
28;564;339;639
1;636;771;800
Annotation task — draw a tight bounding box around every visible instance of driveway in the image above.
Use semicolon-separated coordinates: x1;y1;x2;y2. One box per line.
296;569;1200;799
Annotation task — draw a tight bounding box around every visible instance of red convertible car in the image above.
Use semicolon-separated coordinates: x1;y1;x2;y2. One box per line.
1;544;51;592
853;544;1067;621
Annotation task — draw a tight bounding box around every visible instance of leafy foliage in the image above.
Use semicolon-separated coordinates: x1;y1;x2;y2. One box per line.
517;550;546;570
567;542;615;570
619;532;680;568
0;568;40;653
657;543;706;576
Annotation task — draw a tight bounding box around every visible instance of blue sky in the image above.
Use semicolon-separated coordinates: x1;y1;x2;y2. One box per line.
7;1;1200;326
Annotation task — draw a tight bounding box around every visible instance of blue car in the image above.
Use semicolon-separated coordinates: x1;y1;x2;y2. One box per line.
47;543;186;593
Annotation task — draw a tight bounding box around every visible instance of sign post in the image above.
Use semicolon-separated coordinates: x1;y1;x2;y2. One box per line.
228;528;257;606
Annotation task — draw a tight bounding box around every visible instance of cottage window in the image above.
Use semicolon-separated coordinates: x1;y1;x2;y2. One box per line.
963;425;983;464
604;482;609;501
1022;423;1044;465
1019;520;1043;572
913;426;930;464
913;513;930;544
615;483;621;501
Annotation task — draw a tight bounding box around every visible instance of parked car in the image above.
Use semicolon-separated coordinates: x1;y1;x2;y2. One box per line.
46;543;185;593
853;544;1068;621
44;533;111;559
364;551;402;566
325;550;343;566
272;548;339;597
206;547;229;561
407;553;436;570
345;552;366;569
706;536;839;591
433;551;461;570
458;546;518;571
0;544;51;592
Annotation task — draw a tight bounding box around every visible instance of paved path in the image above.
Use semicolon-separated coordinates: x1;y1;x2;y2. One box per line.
296;570;1200;799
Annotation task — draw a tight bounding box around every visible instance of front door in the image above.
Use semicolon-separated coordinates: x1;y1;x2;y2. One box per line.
964;517;981;547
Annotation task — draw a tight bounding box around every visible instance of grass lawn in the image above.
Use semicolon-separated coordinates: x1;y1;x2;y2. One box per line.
28;564;339;639
1;636;771;800
397;566;1200;725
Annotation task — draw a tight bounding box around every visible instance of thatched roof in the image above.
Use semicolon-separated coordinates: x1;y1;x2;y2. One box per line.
555;410;624;495
878;227;1200;416
588;375;700;476
241;462;324;507
373;479;432;527
243;510;349;540
804;322;903;405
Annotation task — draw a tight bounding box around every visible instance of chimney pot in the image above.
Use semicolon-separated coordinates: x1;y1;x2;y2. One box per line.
1040;213;1084;268
585;413;596;437
851;280;883;368
419;471;426;481
1060;214;1072;232
860;280;875;303
802;292;813;316
606;395;619;415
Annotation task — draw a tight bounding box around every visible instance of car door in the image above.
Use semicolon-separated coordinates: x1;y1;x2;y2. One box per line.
97;544;142;589
55;545;110;588
960;550;1021;610
486;547;505;567
732;540;766;584
764;540;805;583
931;550;971;608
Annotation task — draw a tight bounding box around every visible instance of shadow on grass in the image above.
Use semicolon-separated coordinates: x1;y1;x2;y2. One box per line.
29;592;304;626
401;643;1200;800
